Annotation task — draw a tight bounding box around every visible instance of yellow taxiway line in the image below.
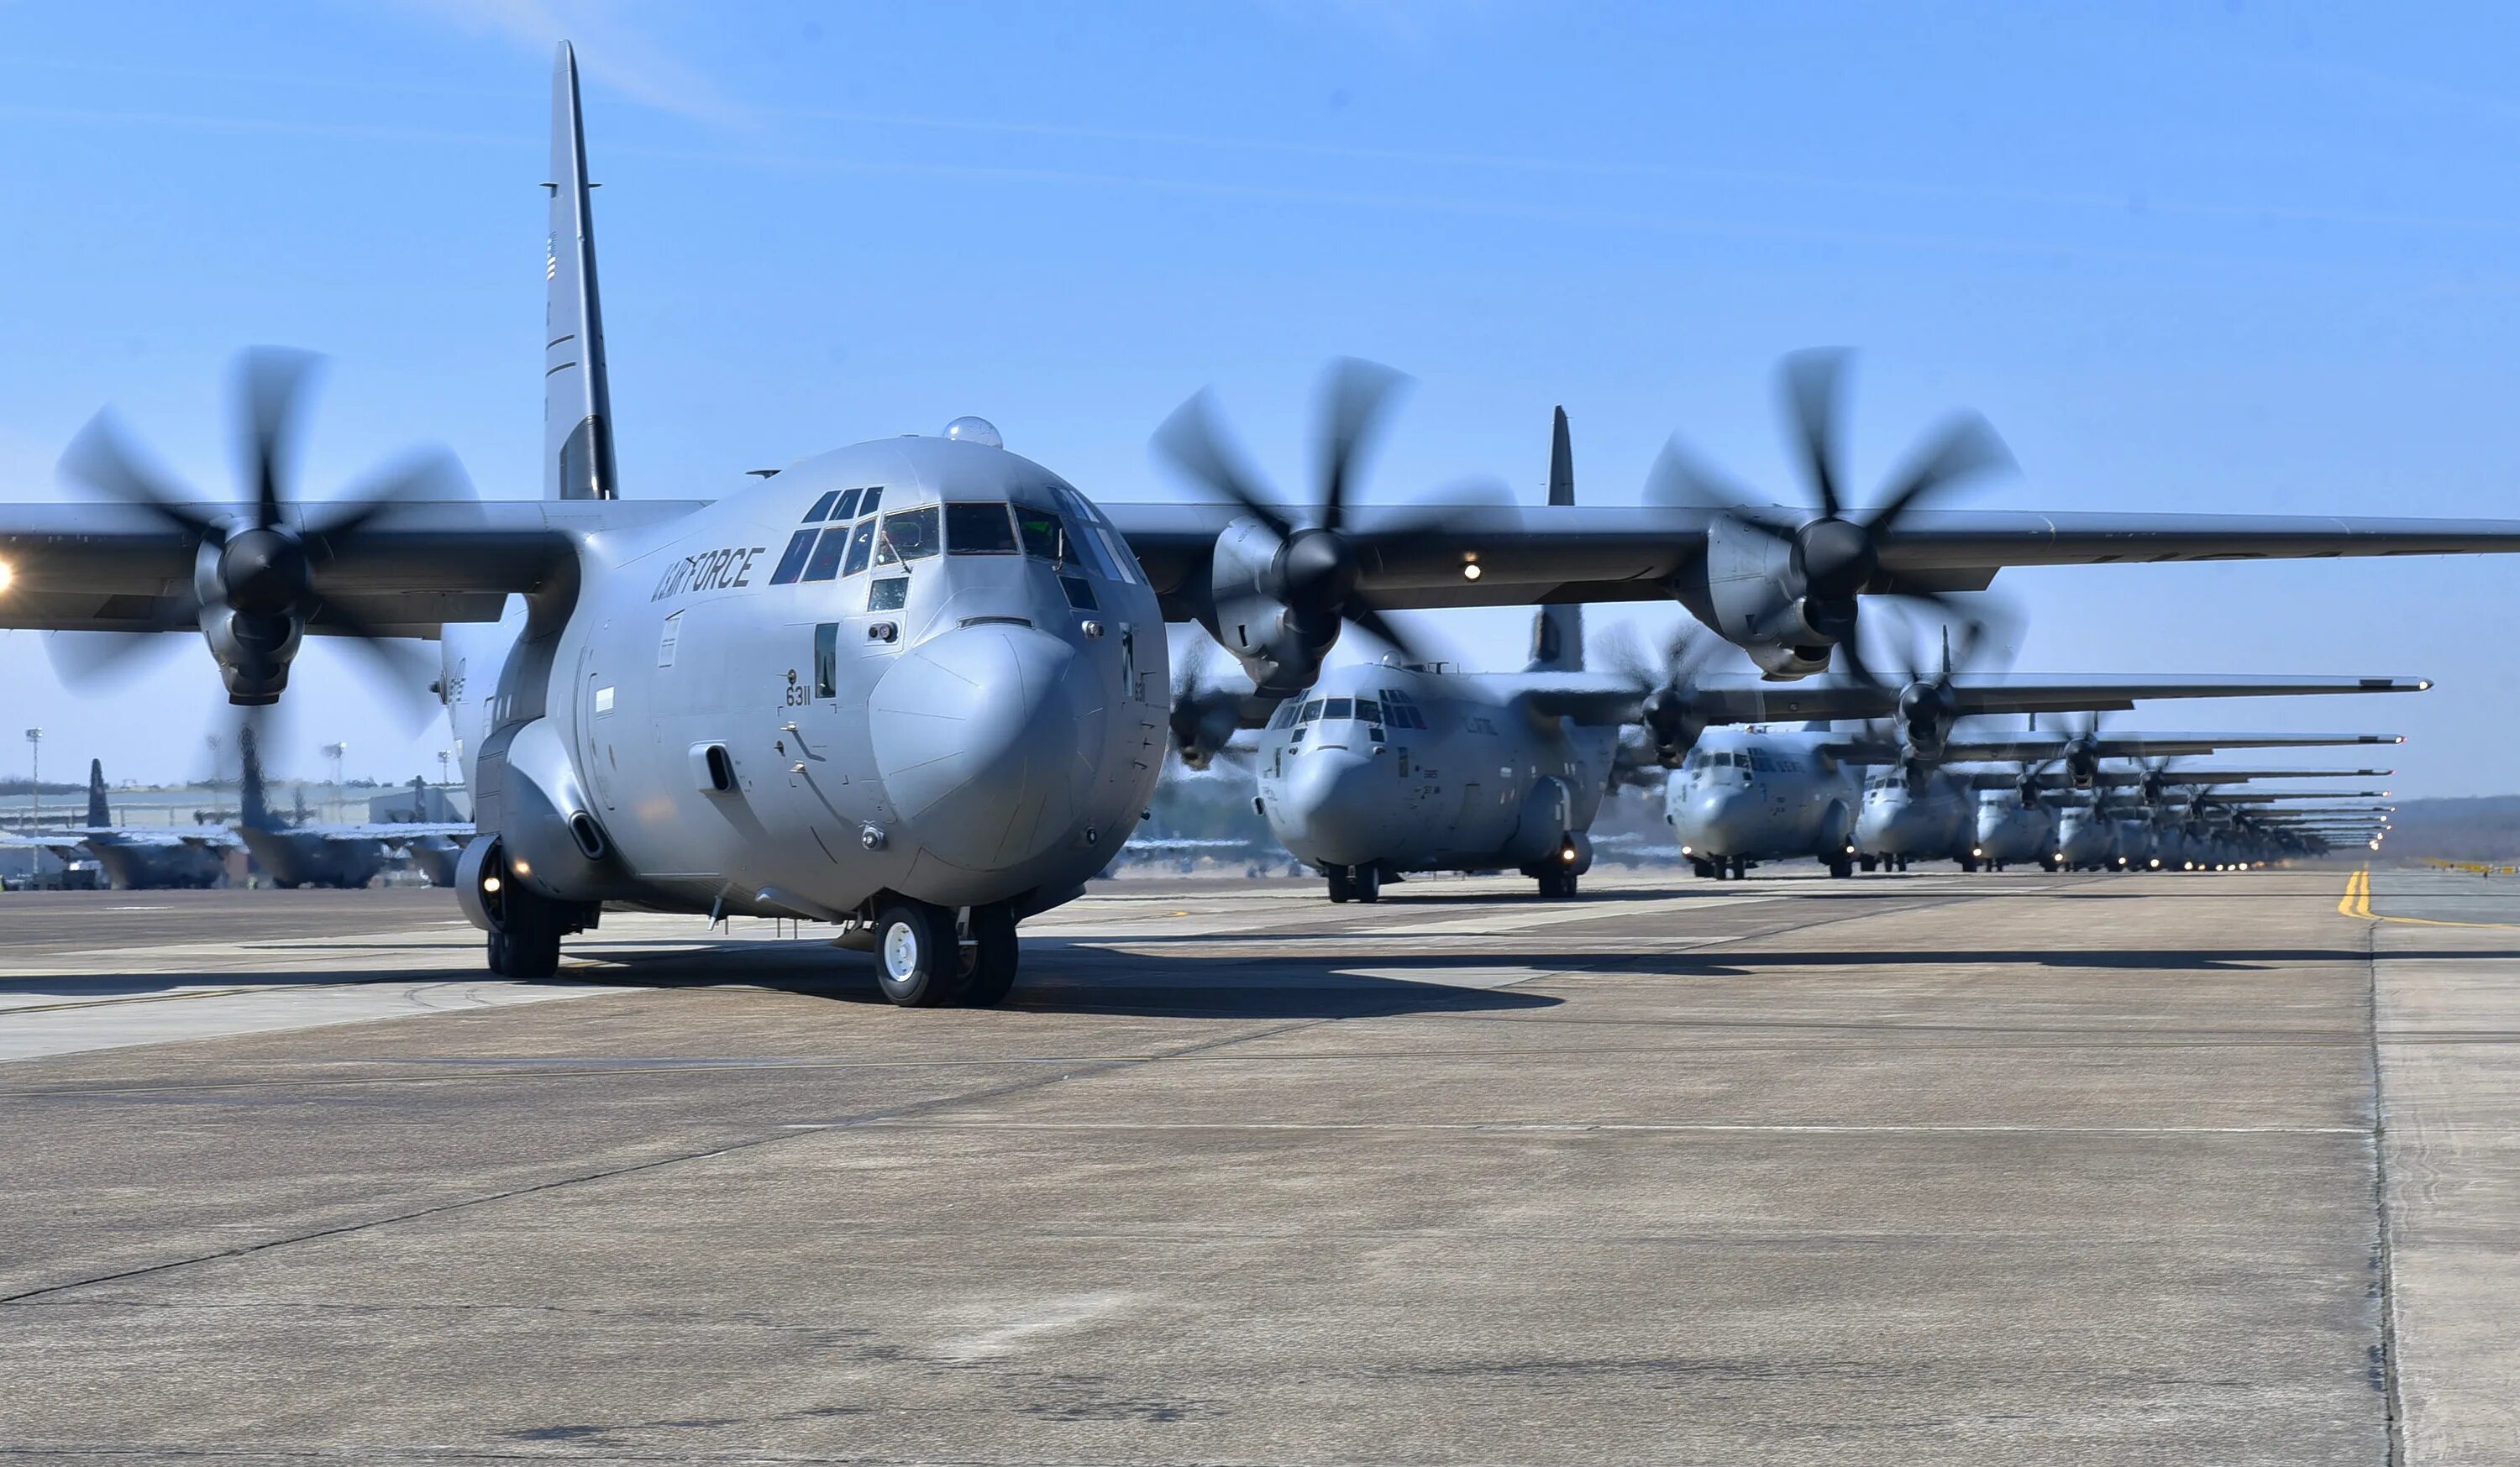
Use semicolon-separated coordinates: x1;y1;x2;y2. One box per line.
2339;867;2520;930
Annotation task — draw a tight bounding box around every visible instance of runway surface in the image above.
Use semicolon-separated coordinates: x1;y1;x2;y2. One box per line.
0;866;2512;1464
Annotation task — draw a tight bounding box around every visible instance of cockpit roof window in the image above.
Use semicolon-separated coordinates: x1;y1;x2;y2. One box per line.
804;490;841;522
858;485;884;517
833;486;863;521
876;506;941;565
945;501;1019;554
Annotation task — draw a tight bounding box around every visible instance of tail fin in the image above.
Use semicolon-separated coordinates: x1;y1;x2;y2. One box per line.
239;724;271;831
544;42;617;500
1527;406;1583;671
86;759;108;828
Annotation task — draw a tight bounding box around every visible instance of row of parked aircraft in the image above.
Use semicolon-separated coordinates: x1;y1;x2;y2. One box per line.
0;45;2438;1001
1;741;469;890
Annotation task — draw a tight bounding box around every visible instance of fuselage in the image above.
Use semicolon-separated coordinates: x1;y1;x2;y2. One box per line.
1852;768;1975;862
447;435;1166;922
1250;661;1620;876
1660;726;1858;866
1974;790;2056;865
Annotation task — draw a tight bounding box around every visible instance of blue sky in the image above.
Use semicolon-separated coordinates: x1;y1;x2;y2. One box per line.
3;2;2517;795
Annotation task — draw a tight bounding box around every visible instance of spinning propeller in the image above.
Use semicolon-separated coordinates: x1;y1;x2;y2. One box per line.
1599;620;1730;767
1168;632;1252;772
1647;349;2014;681
1155;359;1499;689
54;347;465;721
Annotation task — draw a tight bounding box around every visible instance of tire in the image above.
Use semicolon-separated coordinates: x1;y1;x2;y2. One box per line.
1858;856;1877;873
1353;867;1382;904
487;898;561;980
1960;857;1980;874
1326;867;1352;904
1691;859;1716;880
960;904;1021;1008
1827;857;1853;879
874;901;967;1007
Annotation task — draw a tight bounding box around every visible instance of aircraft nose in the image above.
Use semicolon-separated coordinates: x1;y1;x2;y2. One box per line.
1276;745;1391;866
1678;788;1761;854
870;623;1102;871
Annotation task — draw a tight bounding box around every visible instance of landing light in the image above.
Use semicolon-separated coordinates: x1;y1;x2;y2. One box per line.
1971;846;1984;858
1560;846;1578;863
1462;562;1483;581
0;557;11;594
482;875;502;893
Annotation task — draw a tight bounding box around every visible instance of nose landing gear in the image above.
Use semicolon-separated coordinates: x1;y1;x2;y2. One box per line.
1326;865;1381;904
873;899;1025;1007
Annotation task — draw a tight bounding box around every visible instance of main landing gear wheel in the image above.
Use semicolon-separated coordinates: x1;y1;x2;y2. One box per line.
874;900;967;1007
1536;867;1579;899
486;888;564;979
1326;866;1379;904
959;904;1021;1008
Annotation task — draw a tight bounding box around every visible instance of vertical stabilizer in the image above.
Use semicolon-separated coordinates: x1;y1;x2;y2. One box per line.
239;725;271;831
1527;406;1583;671
544;42;617;500
86;759;108;828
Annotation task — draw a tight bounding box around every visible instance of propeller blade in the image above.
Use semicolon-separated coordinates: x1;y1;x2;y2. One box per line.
1779;348;1852;519
1340;595;1426;664
1865;411;2013;535
307;445;476;546
1152;390;1294;539
43;629;190;692
1641;435;1775;524
58;411;218;537
312;602;447;732
1314;358;1409;536
234;347;323;532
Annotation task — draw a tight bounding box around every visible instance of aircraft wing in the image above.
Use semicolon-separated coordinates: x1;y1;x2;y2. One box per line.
297;822;475;841
1512;673;1648;726
1939;731;2406;761
1674;673;2424;726
0;499;703;634
1099;501;2520;614
0;825;237;849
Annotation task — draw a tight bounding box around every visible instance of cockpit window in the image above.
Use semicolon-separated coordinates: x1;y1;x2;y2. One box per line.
1015;506;1069;561
1299;699;1324;724
801;526;852;581
833;486;863;521
876;506;940;564
804;490;841;522
858;485;883;516
841;520;877;577
1355;699;1383;725
945;502;1019;553
768;528;817;585
1269;701;1299;730
1324;697;1354;720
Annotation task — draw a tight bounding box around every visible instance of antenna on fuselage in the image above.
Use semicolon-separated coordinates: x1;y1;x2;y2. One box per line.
543;42;617;500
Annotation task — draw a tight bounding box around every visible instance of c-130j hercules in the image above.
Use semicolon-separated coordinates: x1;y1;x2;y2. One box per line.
8;45;2520;1004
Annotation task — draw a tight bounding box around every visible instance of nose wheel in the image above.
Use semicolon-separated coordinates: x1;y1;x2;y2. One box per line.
872;900;1023;1008
1326;866;1381;904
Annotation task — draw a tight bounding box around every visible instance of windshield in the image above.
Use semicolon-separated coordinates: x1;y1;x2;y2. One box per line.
876;506;941;564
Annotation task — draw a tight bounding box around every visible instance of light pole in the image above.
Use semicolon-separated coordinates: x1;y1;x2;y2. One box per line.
23;728;39;829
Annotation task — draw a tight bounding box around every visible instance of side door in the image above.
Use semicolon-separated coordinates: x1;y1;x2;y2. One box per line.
575;647;619;814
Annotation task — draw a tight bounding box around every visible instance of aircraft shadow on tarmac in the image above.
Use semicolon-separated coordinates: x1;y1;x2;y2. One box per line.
557;936;1567;1020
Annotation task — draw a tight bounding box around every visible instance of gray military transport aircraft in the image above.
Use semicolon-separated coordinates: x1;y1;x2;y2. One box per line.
8;44;2520;1003
0;758;235;888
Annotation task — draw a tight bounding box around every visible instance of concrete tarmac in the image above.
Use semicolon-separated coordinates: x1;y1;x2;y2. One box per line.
0;867;2511;1464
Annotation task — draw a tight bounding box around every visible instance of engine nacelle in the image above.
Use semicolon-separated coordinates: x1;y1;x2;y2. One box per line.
1202;518;1341;693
